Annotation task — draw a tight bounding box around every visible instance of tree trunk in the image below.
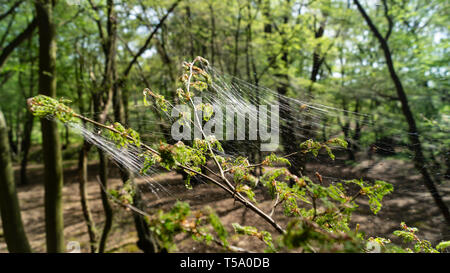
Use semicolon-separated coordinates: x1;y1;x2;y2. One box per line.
110;0;165;253
308;18;327;94
89;0;117;252
185;6;194;60
78;141;98;252
20;33;35;185
354;0;450;225
0;110;32;253
209;3;216;66
75;43;98;253
20;111;33;185
233;5;242;77
445;149;450;179
265;0;305;176
35;0;65;252
97;147;113;253
114;62;162;254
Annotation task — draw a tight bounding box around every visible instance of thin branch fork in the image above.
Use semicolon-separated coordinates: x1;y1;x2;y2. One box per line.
121;0;181;78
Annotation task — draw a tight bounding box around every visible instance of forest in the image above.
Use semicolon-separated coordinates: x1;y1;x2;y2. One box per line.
0;0;449;254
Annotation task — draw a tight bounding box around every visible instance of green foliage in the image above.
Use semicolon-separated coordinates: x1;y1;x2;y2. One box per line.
107;122;141;148
280;220;363;253
143;88;169;112
236;184;256;203
148;201;232;251
149;201;192;251
158;141;206;171
181;57;211;94
139;151;161;175
208;208;229;247
345;179;394;214
436;241;450;251
365;223;448;253
27;95;75;123
262;153;291;166
108;180;135;206
196;103;214;121
366;237;393;252
259;164;393;236
392;222;439;253
299;138;348;160
232;223;275;252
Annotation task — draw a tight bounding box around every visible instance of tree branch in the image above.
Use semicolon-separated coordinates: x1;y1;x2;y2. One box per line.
382;0;393;41
122;0;181;78
0;1;22;22
0;17;37;69
88;0;107;55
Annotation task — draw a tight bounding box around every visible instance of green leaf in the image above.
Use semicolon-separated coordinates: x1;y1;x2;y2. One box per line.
208;208;229;247
436;241;450;251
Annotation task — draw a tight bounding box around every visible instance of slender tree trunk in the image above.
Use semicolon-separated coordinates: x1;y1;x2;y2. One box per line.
354;0;450;225
209;3;216;66
35;0;65;252
113;57;162;255
75;50;98;252
233;5;242;77
88;0;180;252
97;147;113;253
0;110;32;253
6;112;17;156
338;99;356;161
94;93;113;253
20;111;33;185
111;0;167;252
351;99;364;155
114;78;162;253
78;142;98;252
185;5;194;59
20;35;35;185
62;125;70;150
88;0;117;252
445;149;450;179
265;0;304;176
14;109;22;160
307;18;327;94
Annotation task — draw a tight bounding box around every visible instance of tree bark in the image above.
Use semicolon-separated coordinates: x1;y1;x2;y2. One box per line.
20;111;34;185
209;3;216;66
75;49;98;252
35;0;65;252
78;141;98;252
97;146;113;253
233;4;242;77
88;0;117;252
0;110;32;253
110;0;162;251
354;0;450;225
307;15;328;95
20;36;35;185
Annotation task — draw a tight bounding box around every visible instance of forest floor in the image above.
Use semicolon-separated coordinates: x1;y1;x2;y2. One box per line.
0;152;449;253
